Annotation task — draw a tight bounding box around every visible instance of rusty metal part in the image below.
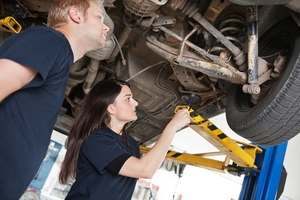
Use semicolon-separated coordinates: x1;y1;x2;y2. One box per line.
123;0;167;18
272;55;286;78
230;0;291;6
152;15;177;29
157;26;246;82
243;83;261;94
139;13;158;28
286;0;300;13
172;65;211;92
146;35;247;84
203;0;232;23
175;24;200;63
178;85;219;106
167;0;247;70
246;6;260;94
242;57;269;94
247;55;286;103
165;0;187;11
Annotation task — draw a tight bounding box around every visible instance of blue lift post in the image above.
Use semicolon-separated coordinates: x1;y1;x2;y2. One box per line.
239;142;288;200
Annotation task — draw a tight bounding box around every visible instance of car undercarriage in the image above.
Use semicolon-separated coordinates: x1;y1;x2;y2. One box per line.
2;0;300;146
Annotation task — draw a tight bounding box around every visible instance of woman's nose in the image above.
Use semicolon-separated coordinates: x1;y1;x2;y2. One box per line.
134;98;139;106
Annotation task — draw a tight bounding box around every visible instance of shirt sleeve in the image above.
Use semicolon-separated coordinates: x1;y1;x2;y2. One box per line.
105;153;132;175
81;131;131;174
0;26;72;87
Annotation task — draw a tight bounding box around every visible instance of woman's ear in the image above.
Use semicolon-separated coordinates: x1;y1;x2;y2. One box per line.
69;7;81;23
107;104;115;115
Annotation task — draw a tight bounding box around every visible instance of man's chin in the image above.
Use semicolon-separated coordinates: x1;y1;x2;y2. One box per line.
99;41;105;49
93;40;105;50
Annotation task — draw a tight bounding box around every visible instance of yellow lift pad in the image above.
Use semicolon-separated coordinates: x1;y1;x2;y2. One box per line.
0;16;22;34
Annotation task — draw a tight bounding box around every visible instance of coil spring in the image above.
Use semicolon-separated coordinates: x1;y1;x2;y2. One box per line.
210;15;246;54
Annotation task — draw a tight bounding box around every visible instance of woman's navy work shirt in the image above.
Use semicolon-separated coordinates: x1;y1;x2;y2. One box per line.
66;126;141;200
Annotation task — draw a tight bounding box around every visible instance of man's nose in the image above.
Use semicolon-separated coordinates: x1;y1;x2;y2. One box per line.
103;23;109;32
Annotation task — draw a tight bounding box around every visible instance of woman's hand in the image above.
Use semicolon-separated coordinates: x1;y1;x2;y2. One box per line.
166;109;190;132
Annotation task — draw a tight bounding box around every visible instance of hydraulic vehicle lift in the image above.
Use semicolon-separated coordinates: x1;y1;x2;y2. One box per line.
140;105;287;200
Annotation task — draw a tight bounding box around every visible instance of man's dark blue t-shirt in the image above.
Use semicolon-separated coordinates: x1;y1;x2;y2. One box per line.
0;26;73;199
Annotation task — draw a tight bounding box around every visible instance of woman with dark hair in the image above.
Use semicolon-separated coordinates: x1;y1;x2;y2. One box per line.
59;79;190;199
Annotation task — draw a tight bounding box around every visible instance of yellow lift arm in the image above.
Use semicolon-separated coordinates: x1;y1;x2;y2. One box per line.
140;105;263;174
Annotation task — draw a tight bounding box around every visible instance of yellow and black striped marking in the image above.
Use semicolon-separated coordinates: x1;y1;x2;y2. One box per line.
172;105;262;168
140;146;227;172
139;106;263;172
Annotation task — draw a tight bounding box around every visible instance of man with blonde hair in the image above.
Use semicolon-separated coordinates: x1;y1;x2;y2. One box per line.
0;0;109;199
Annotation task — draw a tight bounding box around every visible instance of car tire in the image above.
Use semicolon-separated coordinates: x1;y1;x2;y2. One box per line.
226;17;300;146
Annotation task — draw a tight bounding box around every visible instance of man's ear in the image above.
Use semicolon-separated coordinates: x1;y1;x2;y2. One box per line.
69;8;81;23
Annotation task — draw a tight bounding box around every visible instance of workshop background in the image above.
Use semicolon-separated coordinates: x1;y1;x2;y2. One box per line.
21;113;300;200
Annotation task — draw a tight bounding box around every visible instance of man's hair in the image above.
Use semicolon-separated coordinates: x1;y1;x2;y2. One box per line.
47;0;103;28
